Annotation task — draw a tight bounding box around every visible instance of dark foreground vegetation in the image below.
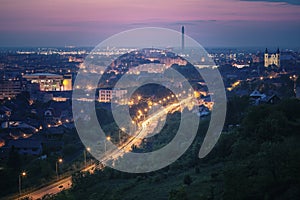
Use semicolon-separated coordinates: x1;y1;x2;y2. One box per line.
51;98;300;200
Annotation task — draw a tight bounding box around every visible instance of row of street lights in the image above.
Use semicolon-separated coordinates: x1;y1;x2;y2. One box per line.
18;147;95;197
19;140;146;198
19;157;64;197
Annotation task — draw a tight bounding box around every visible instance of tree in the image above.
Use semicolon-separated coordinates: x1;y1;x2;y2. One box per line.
183;174;192;186
169;186;188;200
7;146;21;171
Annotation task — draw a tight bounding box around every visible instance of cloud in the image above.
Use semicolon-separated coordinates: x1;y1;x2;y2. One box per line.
241;0;300;5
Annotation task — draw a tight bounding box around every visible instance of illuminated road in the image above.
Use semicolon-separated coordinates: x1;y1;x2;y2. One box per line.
17;96;194;199
17;164;95;200
18;177;72;200
101;96;195;162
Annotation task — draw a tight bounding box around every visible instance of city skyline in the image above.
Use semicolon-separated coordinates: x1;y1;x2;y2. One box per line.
1;1;300;199
0;0;300;47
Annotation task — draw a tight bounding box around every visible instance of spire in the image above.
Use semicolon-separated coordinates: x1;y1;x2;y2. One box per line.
265;48;268;54
276;48;280;54
181;26;185;51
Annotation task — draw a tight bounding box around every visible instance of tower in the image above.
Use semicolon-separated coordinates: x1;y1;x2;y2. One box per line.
181;26;185;51
264;48;269;67
275;48;280;68
264;48;280;68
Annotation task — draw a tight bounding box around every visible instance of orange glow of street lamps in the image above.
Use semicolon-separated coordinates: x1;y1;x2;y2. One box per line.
84;147;91;167
19;171;27;196
56;158;63;180
105;136;111;153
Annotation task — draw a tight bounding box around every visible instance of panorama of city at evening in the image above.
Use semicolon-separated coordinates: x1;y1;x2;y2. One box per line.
1;0;300;200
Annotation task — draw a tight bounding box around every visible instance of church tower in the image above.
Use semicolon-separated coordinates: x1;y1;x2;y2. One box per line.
264;48;280;68
275;48;280;68
264;48;269;67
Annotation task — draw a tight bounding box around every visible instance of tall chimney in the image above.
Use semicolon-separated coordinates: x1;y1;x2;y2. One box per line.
181;26;185;51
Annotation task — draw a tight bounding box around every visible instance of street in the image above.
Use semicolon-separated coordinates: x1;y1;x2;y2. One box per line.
16;96;194;199
18;177;72;200
17;164;96;200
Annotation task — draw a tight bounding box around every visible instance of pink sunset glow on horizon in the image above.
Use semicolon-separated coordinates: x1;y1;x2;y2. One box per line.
0;0;299;47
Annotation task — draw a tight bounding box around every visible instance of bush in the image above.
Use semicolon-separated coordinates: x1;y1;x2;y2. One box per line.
183;175;192;186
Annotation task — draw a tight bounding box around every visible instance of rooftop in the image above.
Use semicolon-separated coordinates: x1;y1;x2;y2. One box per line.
23;73;63;78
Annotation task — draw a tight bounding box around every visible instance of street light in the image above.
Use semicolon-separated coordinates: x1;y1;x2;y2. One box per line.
131;120;137;133
84;147;91;167
119;127;126;145
56;158;63;180
290;75;298;95
19;171;26;197
105;136;111;153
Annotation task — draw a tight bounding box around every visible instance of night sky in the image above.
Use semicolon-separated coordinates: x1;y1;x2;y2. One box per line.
0;0;299;47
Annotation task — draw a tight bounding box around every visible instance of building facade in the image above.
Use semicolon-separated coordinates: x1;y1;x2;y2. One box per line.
264;48;280;67
0;80;23;99
23;73;72;92
99;89;127;103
